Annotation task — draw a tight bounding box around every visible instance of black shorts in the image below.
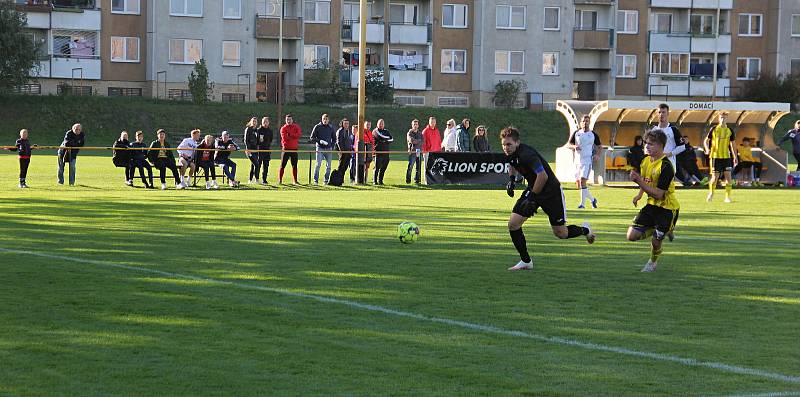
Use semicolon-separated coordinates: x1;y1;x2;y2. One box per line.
632;204;678;237
512;188;567;226
713;158;733;173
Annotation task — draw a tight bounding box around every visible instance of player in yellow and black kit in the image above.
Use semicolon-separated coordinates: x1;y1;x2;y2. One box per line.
704;112;738;203
627;129;680;273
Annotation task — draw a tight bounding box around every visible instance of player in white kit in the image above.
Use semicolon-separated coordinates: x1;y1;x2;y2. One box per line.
567;115;602;209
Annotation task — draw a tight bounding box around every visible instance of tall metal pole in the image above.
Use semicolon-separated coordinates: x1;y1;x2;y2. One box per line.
357;0;367;157
711;0;720;101
277;0;284;122
383;0;390;84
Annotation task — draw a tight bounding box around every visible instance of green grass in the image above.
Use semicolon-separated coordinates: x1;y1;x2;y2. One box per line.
0;155;798;396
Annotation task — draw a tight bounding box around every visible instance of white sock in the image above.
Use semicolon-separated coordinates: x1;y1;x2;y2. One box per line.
580;188;587;206
584;187;595;201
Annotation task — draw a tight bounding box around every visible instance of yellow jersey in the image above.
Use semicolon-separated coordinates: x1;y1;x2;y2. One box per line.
640;155;680;210
708;125;735;159
737;145;758;163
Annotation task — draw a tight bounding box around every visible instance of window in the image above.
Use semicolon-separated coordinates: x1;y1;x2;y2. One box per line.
575;10;597;30
222;93;246;102
690;14;714;35
496;5;525;29
170;0;203;16
52;31;98;58
57;85;92;96
616;10;637;34
391;3;418;24
110;36;139;62
304;44;330;69
738;14;762;36
438;96;469;107
222;41;240;66
304;0;330;23
169;39;202;64
112;0;140;14
257;0;280;16
441;49;466;73
395;95;425;106
13;84;42;95
544;7;560;31
168;89;192;100
615;54;636;78
108;87;143;97
650;52;689;75
791;59;800;75
342;2;361;22
654;13;672;33
223;0;241;18
442;4;467;28
736;57;760;80
495;50;524;74
542;52;558;75
792;14;800;36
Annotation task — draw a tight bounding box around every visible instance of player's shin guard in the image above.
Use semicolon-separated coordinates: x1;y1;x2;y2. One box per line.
725;181;732;197
566;225;589;238
509;228;531;263
650;245;663;263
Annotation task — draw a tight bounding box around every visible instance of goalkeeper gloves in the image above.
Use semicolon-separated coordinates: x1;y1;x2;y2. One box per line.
506;175;516;197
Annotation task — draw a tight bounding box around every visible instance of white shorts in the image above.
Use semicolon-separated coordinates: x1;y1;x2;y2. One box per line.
575;161;592;180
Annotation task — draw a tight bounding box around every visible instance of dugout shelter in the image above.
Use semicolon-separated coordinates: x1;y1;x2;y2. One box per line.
555;100;791;185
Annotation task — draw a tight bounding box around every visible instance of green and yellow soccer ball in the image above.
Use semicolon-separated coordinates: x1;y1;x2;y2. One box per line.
397;221;420;244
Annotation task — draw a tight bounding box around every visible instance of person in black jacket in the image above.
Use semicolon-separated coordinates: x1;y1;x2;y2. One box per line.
244;117;260;183
215;130;240;187
256;116;273;184
335;118;353;177
626;135;645;171
372;118;394;185
676;138;706;186
310;113;336;184
57;123;85;185
196;134;219;189
130;130;154;188
472;125;491;153
8;129;36;188
112;131;134;186
147;129;183;190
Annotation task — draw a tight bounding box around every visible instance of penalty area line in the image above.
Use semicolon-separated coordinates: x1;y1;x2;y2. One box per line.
718;392;800;397
1;246;799;386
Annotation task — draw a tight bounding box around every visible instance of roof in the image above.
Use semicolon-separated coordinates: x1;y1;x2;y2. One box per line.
556;100;791;134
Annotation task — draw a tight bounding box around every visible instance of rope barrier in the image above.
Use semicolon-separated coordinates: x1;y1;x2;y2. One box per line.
0;145;420;155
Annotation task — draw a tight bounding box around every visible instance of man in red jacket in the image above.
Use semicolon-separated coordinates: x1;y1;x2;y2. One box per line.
279;114;302;184
422;116;441;165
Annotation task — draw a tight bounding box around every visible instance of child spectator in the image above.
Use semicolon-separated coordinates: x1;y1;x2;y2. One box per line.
8;129;36;188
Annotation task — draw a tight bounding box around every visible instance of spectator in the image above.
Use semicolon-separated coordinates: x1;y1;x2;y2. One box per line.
372;119;394;185
196;134;219;189
310;113;336;184
112;131;133;186
279;114;302;184
244;117;260;184
472;125;491;153
778;120;800;171
455;118;471;152
256;116;273;184
406;119;422;184
733;137;763;185
215;131;240;187
335;118;353;179
626;135;645;171
675;138;706;187
421;116;441;163
441;119;458;152
177;129;200;187
130;130;154;189
57;123;85;186
147;129;183;190
350;125;359;183
358;120;375;184
8;128;36;188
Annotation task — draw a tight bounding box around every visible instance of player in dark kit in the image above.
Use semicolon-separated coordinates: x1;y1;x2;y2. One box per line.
501;127;596;271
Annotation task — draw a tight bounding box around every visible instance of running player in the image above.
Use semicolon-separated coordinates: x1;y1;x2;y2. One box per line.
501;127;596;271
704;112;738;203
567;115;601;209
627;129;680;273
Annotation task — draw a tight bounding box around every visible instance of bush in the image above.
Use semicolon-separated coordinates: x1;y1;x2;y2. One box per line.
364;69;394;104
303;60;350;104
738;73;800;105
188;59;214;105
493;79;527;108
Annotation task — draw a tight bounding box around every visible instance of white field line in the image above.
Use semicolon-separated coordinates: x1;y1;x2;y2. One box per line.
719;391;800;397
2;247;799;386
598;230;797;248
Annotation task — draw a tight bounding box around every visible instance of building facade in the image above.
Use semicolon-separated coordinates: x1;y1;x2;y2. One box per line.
13;0;800;106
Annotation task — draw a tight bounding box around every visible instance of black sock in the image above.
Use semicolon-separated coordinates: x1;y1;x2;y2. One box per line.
509;228;531;263
566;225;589;239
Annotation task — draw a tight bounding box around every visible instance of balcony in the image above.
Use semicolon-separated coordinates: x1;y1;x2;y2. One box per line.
347;68;429;90
255;16;303;39
649;0;732;8
649;31;691;52
50;56;101;79
647;75;730;98
687;0;732;9
573;52;611;70
15;0;53;13
390;24;431;45
690;33;731;53
52;8;101;30
573;29;613;50
573;0;614;4
342;21;384;43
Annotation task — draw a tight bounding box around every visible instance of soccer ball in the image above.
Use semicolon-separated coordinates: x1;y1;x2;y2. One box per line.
397;221;420;244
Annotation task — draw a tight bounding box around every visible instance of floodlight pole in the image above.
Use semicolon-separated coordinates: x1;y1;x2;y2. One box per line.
277;0;284;122
356;0;367;162
711;0;720;101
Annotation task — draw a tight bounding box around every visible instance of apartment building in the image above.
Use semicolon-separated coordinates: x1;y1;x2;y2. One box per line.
13;0;800;106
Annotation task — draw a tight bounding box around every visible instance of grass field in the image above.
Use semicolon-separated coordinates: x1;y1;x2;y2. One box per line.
0;154;798;396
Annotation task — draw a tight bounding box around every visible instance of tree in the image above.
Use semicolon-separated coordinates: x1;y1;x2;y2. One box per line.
0;2;42;92
303;60;349;104
364;69;393;103
188;59;213;104
493;79;527;108
738;72;800;104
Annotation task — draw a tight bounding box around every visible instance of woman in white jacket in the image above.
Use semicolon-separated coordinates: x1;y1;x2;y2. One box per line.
441;119;458;152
